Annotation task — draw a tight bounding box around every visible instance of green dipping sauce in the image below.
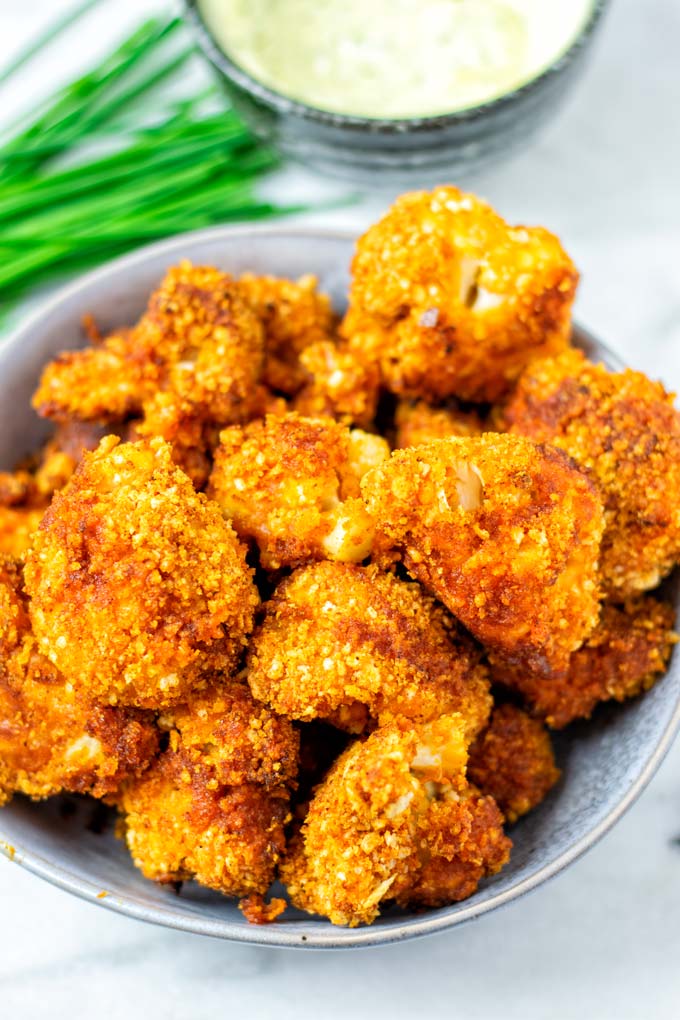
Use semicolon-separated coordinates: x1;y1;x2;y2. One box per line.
199;0;595;119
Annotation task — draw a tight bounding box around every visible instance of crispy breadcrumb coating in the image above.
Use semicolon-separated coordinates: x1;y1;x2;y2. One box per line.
495;597;677;728
0;507;44;558
120;756;290;903
397;786;510;911
281;716;510;926
0;471;48;561
238;893;288;924
24;436;259;709
32;331;145;423
0;423;118;558
292;340;381;428
34;422;115;496
0;558;158;805
505;349;680;597
158;681;299;789
468;704;560;822
32;265;265;477
133;391;214;489
0;470;35;507
248;561;491;736
136;263;264;424
394;399;484;449
342;186;577;403
238;273;337;395
0;659;159;805
362;433;604;676
0;558;29;655
209;413;389;570
119;681;297;909
0;475;48;560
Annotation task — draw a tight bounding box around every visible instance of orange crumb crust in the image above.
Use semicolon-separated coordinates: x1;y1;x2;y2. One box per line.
342;185;577;403
24;436;259;709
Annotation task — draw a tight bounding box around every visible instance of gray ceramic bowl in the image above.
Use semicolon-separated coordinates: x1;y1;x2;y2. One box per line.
182;1;609;185
1;226;679;949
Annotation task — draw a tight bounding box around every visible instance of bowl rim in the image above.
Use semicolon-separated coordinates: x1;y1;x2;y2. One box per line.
1;221;679;950
181;0;610;133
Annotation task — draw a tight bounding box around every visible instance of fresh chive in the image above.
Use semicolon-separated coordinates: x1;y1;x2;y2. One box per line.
0;0;106;86
0;201;311;303
0;19;168;146
0;15;345;316
0;19;181;175
0;131;251;224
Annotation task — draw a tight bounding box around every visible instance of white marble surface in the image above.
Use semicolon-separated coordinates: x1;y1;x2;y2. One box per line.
2;1;680;1017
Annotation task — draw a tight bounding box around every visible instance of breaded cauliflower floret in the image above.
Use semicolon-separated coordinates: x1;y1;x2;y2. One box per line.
32;265;265;482
32;331;145;423
505;349;680;597
0;558;158;805
342;186;578;403
120;757;290;909
394;399;484;449
0;472;47;560
238;273;337;395
33;421;115;497
209;413;389;570
0;470;35;507
281;716;511;926
135;263;265;425
362;434;604;676
292;340;381;428
24;436;259;709
0;423;118;558
248;561;491;736
133;391;215;489
494;597;677;728
119;681;298;915
158;681;299;789
0;472;47;558
0;558;29;653
0;659;159;805
0;507;44;558
468;704;560;823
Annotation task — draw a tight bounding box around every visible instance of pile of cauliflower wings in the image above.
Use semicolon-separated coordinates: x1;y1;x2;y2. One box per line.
1;186;677;928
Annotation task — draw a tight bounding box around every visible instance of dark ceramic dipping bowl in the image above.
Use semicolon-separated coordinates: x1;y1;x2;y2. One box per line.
0;225;679;949
182;0;609;185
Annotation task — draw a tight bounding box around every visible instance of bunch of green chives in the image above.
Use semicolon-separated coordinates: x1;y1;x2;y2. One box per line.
0;6;308;313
